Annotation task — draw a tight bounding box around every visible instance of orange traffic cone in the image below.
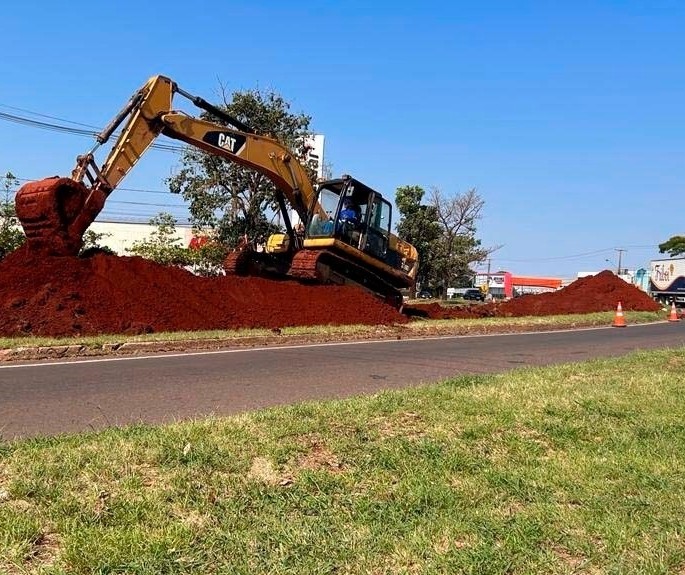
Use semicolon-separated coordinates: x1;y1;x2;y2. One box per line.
668;302;680;322
613;301;626;327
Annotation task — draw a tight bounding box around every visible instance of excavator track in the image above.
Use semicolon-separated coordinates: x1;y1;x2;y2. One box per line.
223;248;252;275
289;249;404;308
223;246;292;279
287;250;321;281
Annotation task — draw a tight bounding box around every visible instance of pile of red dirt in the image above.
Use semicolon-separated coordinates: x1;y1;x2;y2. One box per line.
0;247;406;337
0;248;662;338
497;270;661;316
403;301;496;320
407;270;661;320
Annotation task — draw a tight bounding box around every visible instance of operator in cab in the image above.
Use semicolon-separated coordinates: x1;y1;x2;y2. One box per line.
337;198;361;231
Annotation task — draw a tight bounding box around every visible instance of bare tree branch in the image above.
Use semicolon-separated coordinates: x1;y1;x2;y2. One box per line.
426;186;498;297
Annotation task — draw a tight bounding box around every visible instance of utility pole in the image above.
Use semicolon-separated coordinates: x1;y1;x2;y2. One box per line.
615;248;625;275
484;258;492;295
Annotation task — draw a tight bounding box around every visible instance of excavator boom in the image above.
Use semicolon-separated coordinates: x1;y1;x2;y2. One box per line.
17;75;314;257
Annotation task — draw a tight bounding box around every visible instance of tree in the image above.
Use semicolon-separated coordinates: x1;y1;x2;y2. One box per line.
658;236;685;257
126;212;191;266
186;237;229;277
125;213;227;275
428;186;497;298
396;185;497;298
0;172;25;260
80;229;115;256
395;185;442;295
167;85;318;248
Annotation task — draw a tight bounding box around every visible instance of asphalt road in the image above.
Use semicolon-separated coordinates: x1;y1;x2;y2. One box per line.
2;322;685;439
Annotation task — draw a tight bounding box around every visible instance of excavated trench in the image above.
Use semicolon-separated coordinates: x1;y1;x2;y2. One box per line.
0;247;661;338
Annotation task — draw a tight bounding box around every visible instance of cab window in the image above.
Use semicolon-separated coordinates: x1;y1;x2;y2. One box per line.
369;197;391;234
307;186;338;237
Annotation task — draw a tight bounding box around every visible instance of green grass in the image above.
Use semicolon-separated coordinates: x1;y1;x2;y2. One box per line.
2;348;685;573
0;324;395;350
406;310;665;331
0;328;275;350
0;310;667;351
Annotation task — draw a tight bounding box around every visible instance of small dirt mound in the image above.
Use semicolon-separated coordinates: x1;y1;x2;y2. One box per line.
498;270;660;316
406;271;660;320
403;302;497;320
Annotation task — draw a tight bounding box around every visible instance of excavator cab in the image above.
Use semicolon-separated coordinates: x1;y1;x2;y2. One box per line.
290;174;412;306
305;176;392;261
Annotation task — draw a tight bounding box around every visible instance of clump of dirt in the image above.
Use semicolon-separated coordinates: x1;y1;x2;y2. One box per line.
0;247;406;337
403;302;497;320
406;270;660;320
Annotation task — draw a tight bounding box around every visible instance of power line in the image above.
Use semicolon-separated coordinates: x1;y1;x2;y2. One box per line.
107;199;187;208
0;172;669;258
96;214;192;225
0;174;173;196
493;245;660;265
0;103;100;129
495;248;619;263
2;180;188;216
0;109;184;153
0;110;96;137
0;109;667;265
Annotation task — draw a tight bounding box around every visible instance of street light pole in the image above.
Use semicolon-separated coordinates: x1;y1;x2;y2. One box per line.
615;248;625;275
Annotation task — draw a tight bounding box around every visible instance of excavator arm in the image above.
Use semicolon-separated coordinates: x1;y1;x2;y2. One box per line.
16;75;316;256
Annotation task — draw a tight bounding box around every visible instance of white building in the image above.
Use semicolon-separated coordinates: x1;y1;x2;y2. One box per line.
290;134;326;229
88;220;195;255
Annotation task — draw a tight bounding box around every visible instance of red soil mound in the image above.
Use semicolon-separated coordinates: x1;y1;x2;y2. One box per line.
0;247;661;338
408;270;661;320
0;247;406;337
404;302;496;320
498;270;661;316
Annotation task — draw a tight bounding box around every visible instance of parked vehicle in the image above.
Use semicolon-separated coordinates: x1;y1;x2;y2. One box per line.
447;287;469;299
417;290;433;299
649;258;685;306
463;288;485;301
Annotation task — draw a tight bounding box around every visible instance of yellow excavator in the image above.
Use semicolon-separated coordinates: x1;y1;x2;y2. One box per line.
15;75;418;306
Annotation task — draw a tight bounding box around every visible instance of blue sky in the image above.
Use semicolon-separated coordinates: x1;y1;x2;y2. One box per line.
1;1;683;278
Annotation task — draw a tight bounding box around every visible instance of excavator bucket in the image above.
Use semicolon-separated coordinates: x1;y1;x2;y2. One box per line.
15;177;107;256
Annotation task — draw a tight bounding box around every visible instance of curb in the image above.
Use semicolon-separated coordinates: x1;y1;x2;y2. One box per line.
0;317;671;363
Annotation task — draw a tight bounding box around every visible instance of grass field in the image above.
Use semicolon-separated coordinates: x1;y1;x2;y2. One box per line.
0;310;666;352
2;347;685;574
